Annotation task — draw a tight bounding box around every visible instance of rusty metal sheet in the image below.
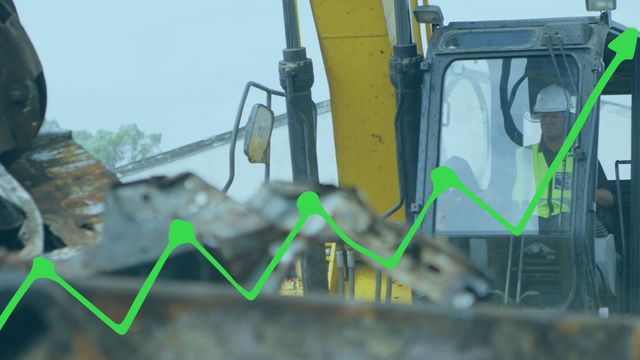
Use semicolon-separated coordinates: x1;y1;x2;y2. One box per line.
2;275;640;360
8;130;118;249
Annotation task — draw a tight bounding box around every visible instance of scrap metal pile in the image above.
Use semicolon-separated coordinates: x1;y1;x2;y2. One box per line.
3;172;640;359
0;166;494;357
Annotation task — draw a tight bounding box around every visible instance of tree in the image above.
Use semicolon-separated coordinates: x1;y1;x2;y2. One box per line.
41;119;162;168
40;118;62;131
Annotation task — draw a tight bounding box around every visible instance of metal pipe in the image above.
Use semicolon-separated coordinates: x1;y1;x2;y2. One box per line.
630;43;640;313
279;0;325;292
283;72;320;183
346;247;356;301
336;244;345;298
394;0;411;46
264;91;274;184
301;88;320;183
577;84;602;310
223;81;284;193
515;236;525;304
282;0;301;49
382;193;404;219
264;166;270;183
409;0;424;55
504;236;514;304
375;270;382;303
625;43;640;314
385;275;393;303
545;38;573;230
282;67;326;292
383;75;406;220
222;83;251;193
615;160;630;305
389;38;423;223
615;160;630;253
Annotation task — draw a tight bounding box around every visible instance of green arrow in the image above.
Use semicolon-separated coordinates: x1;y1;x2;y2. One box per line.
0;28;636;336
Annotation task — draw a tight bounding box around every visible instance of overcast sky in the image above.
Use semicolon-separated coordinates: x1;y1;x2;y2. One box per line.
13;0;640;150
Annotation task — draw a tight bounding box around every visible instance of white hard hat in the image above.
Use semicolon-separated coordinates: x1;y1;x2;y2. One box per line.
533;84;574;114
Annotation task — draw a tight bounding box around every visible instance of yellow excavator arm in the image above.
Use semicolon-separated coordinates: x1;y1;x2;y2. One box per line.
308;0;427;302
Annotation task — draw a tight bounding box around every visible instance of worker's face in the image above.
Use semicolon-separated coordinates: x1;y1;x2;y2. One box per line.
539;112;566;140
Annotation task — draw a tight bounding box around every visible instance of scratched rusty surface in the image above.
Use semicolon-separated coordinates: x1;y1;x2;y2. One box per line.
7;130;118;248
1;275;640;360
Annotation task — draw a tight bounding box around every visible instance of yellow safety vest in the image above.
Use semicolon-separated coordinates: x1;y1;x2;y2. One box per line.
513;143;573;218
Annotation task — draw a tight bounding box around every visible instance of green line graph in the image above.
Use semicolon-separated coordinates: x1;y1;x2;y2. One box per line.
0;28;636;336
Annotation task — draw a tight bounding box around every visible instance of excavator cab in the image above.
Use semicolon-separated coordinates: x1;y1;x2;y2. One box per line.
414;12;640;312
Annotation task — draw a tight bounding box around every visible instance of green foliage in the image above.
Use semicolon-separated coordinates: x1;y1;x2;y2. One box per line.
41;119;162;168
40;118;62;131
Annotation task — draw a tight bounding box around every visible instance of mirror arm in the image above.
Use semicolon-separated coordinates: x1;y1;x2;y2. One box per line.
223;82;284;194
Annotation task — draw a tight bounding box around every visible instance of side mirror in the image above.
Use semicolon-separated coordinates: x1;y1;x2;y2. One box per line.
413;5;444;26
243;104;275;164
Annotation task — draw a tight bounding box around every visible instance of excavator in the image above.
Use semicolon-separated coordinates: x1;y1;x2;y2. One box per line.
294;0;640;313
2;0;640;358
233;0;639;312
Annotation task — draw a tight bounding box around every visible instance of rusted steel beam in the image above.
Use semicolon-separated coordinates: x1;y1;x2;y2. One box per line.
1;275;640;360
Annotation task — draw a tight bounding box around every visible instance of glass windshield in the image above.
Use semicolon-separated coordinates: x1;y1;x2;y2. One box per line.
435;56;579;236
433;55;580;309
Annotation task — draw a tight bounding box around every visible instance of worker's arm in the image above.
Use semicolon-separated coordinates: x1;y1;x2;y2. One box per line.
596;188;614;208
596;161;614;208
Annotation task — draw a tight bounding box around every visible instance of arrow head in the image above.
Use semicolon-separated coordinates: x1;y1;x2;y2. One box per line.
608;27;638;61
31;256;57;278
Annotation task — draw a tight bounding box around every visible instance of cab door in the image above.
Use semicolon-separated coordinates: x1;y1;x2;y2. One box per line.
597;26;640;313
626;30;640;313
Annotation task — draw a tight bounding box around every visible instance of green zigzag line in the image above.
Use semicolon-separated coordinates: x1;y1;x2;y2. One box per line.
0;28;636;336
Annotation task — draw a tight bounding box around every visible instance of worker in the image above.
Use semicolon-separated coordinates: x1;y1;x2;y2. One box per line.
514;84;614;232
